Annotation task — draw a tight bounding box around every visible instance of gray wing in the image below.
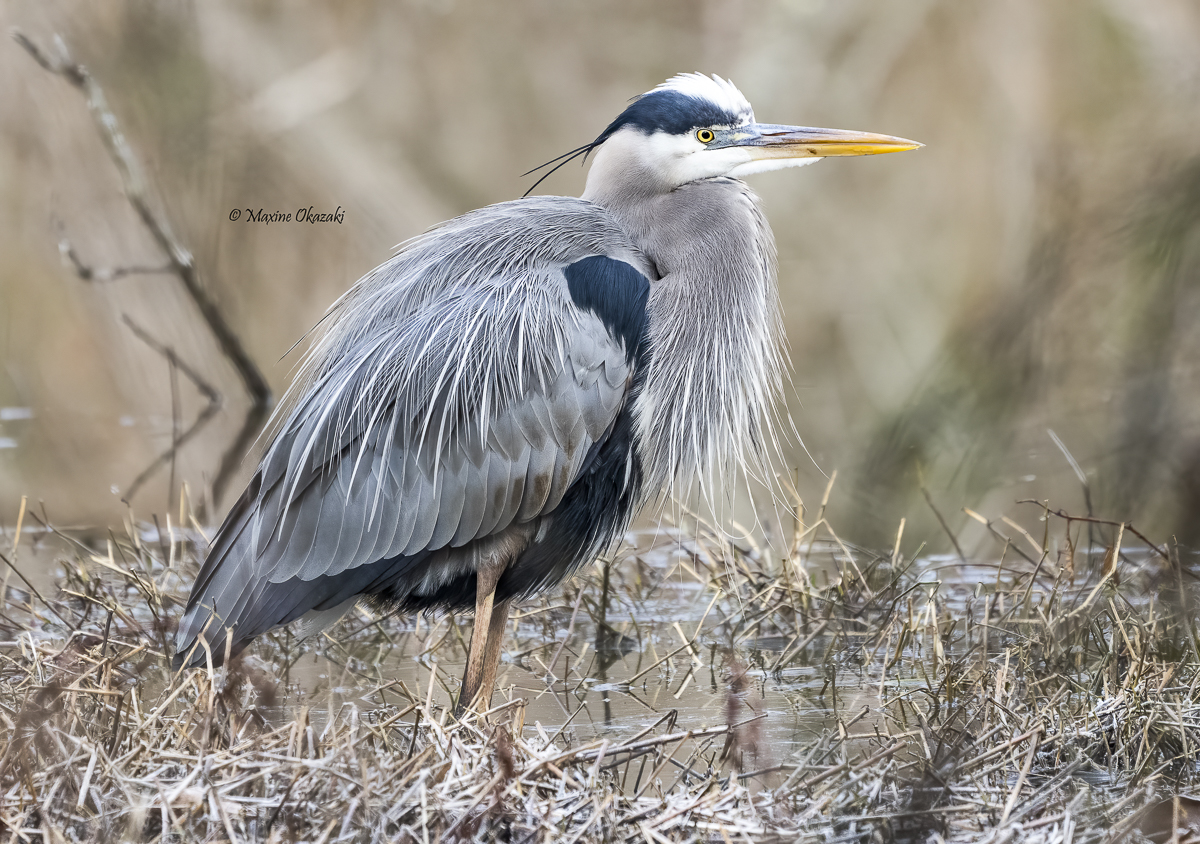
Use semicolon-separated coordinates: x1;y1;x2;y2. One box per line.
174;223;645;666
257;303;630;582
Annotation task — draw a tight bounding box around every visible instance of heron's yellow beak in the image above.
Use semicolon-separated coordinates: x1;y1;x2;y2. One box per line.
733;124;922;159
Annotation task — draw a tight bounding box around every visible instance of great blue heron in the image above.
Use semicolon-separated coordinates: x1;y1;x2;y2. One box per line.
174;74;919;712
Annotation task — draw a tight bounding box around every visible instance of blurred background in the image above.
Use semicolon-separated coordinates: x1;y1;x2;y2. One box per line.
2;0;1199;558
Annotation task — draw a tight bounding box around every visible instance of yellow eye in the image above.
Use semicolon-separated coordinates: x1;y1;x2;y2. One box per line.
696;129;715;144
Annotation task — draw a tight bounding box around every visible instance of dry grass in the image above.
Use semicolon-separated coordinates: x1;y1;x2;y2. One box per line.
1;497;1199;842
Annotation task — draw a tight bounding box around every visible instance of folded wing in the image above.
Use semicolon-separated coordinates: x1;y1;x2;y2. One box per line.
174;199;650;667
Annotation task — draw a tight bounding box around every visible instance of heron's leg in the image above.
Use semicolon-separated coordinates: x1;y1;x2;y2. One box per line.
472;598;512;712
457;560;505;715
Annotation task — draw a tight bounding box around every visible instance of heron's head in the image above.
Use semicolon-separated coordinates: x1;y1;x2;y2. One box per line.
574;74;920;199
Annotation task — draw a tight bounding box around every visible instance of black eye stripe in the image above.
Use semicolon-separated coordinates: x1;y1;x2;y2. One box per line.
592;90;747;145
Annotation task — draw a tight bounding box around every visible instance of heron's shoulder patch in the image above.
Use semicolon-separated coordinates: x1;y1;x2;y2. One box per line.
563;256;649;365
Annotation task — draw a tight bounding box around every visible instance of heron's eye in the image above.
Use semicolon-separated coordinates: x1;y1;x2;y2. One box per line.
696;129;715;144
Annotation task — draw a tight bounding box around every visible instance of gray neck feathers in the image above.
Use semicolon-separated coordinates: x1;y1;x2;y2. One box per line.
586;175;787;503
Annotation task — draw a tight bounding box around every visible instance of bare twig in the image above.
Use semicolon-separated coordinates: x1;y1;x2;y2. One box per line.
921;487;967;564
119;316;223;503
13;30;273;507
57;230;171;283
1017;500;1169;561
963;508;1039;566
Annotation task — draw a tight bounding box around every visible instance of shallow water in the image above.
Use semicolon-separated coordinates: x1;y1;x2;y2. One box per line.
4;521;1168;769
250;540;1142;761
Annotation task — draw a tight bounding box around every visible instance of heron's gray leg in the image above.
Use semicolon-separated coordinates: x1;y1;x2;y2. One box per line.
457;560;505;715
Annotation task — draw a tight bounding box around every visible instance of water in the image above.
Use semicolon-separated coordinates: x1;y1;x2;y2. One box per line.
2;521;1170;766
253;544;1030;757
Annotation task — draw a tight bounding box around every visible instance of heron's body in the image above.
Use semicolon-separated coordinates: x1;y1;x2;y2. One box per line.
174;75;918;710
179;198;656;643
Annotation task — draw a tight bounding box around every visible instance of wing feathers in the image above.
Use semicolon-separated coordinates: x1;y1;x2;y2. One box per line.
452;451;489;547
427;456;468;550
175;201;652;666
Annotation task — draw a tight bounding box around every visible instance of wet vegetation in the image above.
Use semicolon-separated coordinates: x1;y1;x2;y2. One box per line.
3;0;1200;552
2;492;1198;842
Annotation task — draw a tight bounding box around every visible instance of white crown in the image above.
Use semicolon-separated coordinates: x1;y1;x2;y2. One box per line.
651;73;754;126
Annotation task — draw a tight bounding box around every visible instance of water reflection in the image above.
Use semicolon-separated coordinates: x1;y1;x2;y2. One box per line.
234;541;1138;763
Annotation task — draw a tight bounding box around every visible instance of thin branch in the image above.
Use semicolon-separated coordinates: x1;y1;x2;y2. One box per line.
1016;500;1169;562
210;402;271;507
921;487;967;564
14;29;273;507
0;549;74;629
545;586;586;682
962;507;1039;567
58;232;170;283
121;316;221;407
120;316;223;503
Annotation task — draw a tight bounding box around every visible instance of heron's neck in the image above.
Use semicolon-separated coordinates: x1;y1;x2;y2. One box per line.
587;177;787;500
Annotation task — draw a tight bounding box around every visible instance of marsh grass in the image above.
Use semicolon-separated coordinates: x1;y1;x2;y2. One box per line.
1;498;1198;842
